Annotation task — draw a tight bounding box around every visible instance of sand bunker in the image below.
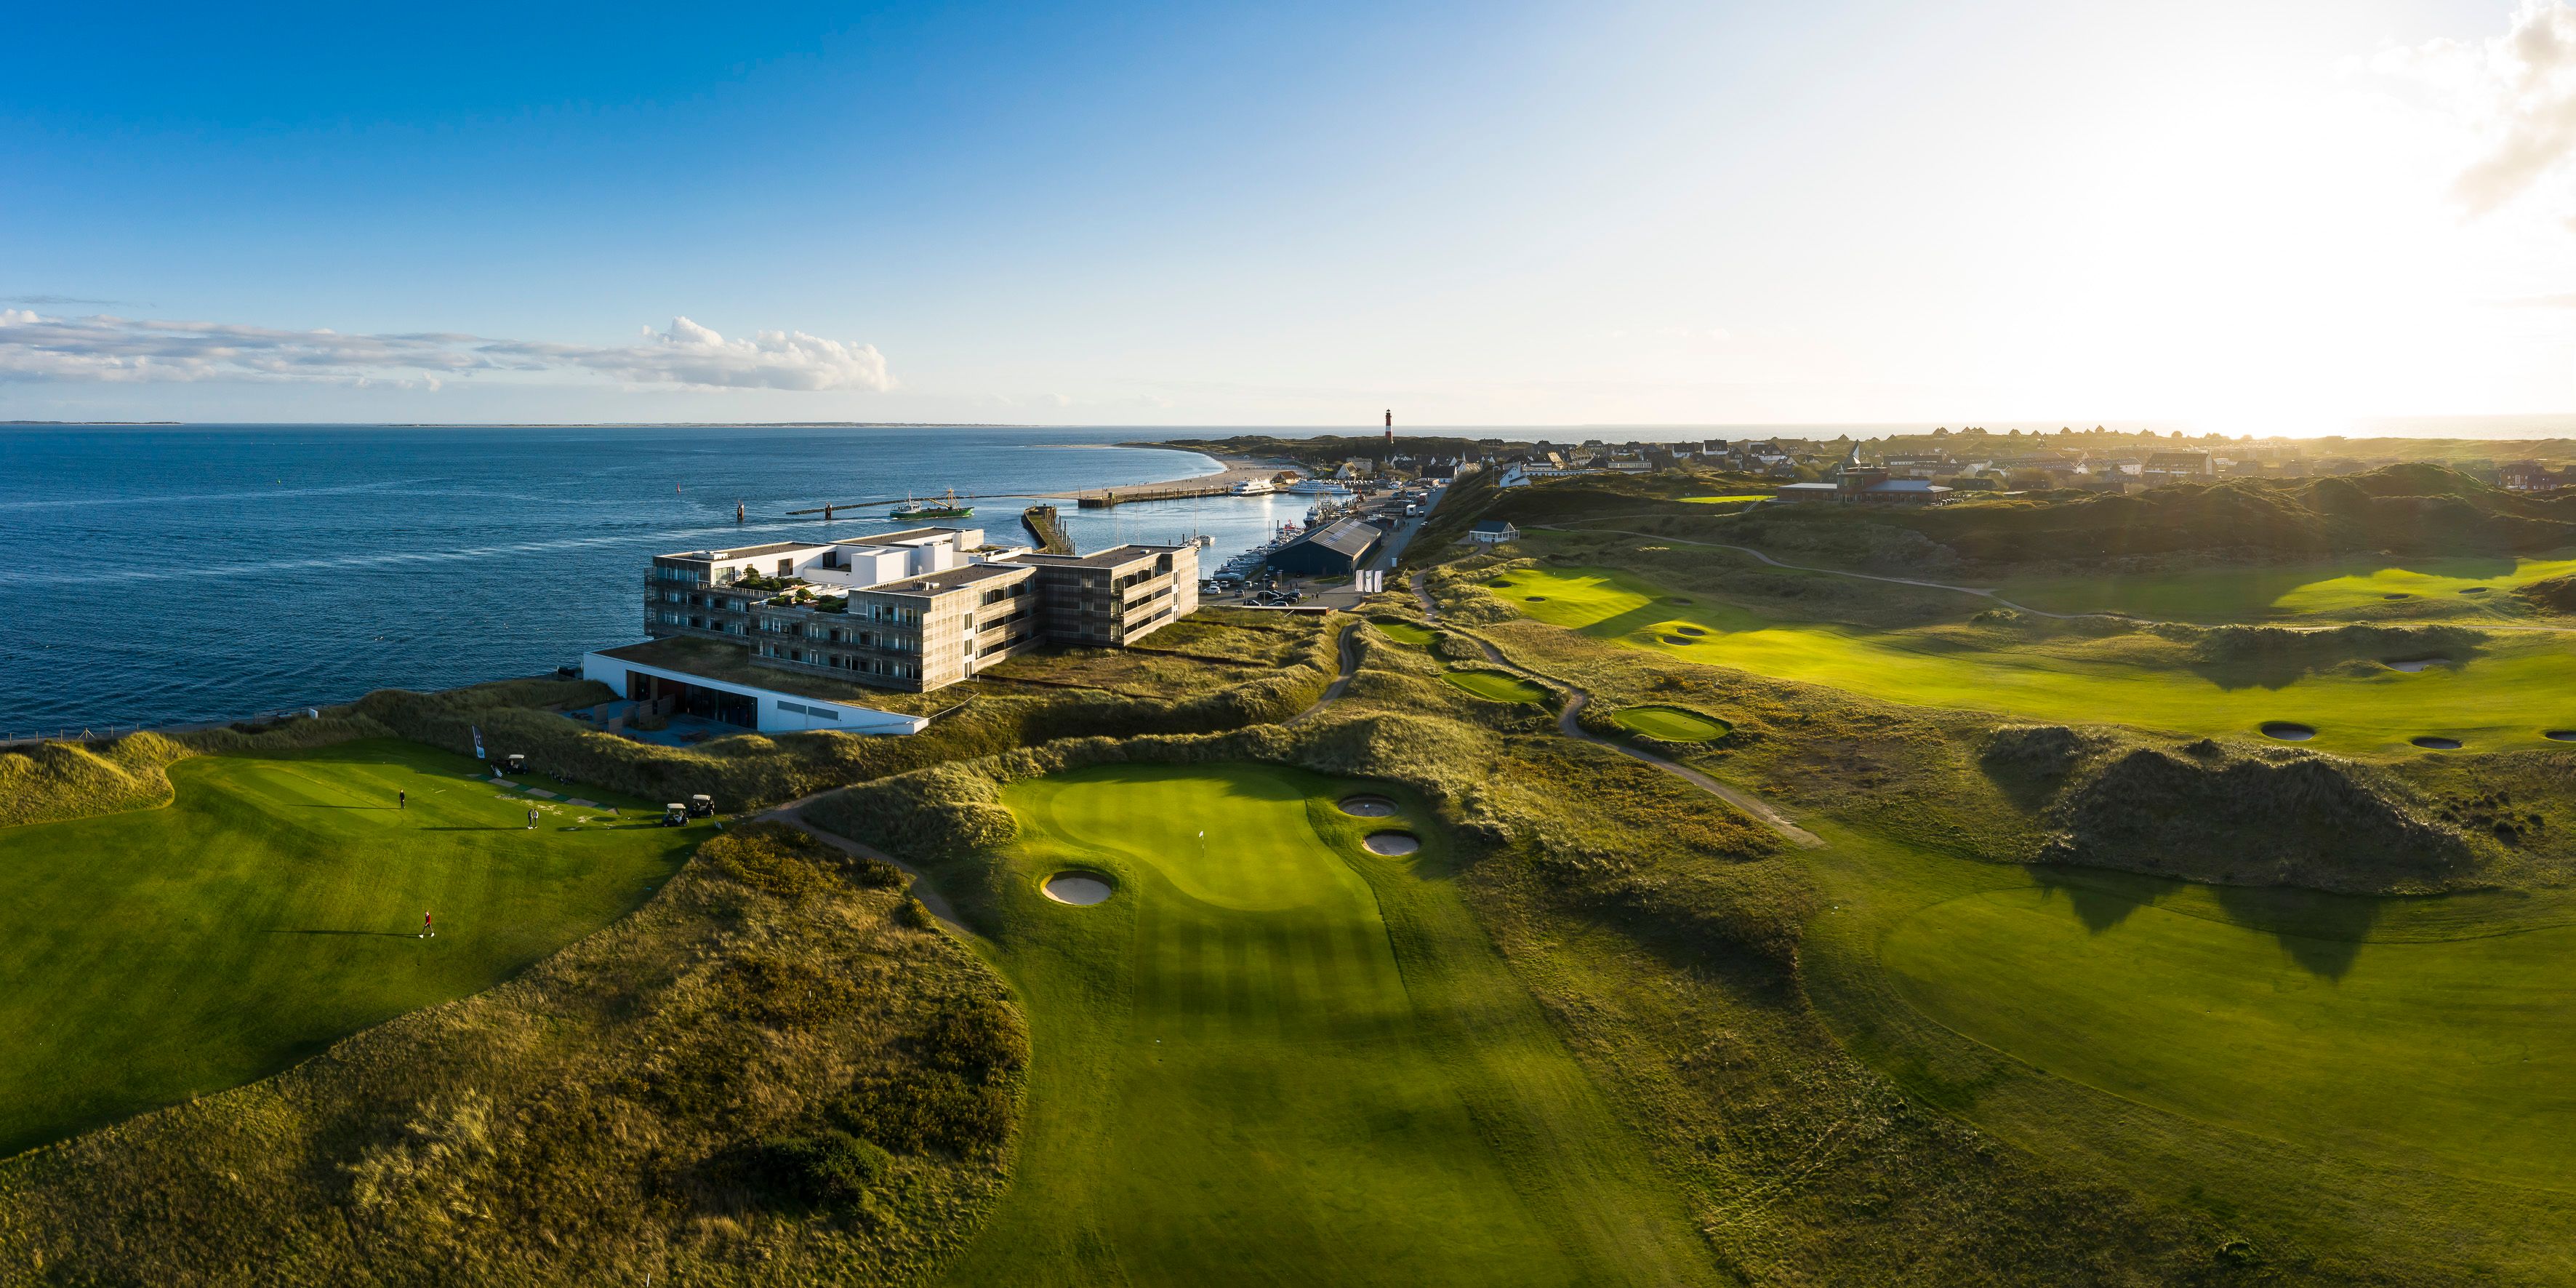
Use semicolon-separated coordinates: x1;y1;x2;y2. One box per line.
2411;736;2463;751
2383;658;2444;673
2461;586;2492;594
1362;832;1421;857
1338;795;1399;817
1043;871;1115;905
1674;625;1707;636
2384;593;2412;600
1525;595;1548;602
2260;721;2316;741
1664;597;1692;605
2548;731;2576;742
1661;634;1693;645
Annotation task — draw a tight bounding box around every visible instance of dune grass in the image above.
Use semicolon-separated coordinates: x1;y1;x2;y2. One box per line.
1606;705;1729;742
1992;554;2576;622
0;737;702;1156
1488;564;2576;755
1441;668;1550;705
1804;825;2576;1284
923;763;1714;1287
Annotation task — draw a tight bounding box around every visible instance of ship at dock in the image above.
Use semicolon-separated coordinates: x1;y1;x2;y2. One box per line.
891;488;974;520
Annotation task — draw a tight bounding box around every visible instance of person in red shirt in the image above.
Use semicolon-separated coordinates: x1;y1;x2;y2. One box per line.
422;911;434;939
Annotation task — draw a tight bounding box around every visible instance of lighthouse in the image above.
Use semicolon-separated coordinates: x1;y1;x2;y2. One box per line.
1384;409;1393;452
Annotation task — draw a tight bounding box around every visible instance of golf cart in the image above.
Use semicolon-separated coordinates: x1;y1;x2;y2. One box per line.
502;753;527;776
661;803;689;827
686;794;715;818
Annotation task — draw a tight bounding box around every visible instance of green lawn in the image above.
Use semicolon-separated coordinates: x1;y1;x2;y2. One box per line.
1488;564;2576;755
929;764;1713;1286
1442;668;1550;704
1803;826;2576;1282
1607;705;1728;742
1993;554;2576;622
0;740;705;1156
1369;617;1437;645
1881;879;2576;1188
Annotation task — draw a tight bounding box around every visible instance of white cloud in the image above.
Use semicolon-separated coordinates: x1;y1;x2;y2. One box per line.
2380;1;2576;216
0;312;891;392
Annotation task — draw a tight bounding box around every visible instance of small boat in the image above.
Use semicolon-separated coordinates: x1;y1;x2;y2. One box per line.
892;488;974;520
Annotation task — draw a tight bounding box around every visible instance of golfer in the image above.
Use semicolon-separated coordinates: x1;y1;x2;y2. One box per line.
422;911;433;939
526;807;539;830
398;789;406;810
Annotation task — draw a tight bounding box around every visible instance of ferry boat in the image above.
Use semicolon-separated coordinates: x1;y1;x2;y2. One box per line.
891;488;974;520
1282;479;1355;497
1229;477;1277;496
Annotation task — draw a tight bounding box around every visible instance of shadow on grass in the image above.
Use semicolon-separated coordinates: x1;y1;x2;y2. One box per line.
2032;865;2164;933
2209;884;2378;981
2031;863;2380;980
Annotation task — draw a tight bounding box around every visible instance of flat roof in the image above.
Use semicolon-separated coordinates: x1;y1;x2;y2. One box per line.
862;562;1031;595
835;526;973;548
1015;544;1179;569
595;637;914;708
658;540;820;561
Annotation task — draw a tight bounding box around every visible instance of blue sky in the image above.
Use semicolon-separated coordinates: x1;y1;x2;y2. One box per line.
5;0;2572;428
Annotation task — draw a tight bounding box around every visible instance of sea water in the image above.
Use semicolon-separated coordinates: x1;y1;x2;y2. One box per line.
0;424;1308;732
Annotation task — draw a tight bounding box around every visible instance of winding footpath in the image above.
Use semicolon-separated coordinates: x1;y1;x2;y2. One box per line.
753;794;968;930
1288;623;1364;724
1408;571;1823;848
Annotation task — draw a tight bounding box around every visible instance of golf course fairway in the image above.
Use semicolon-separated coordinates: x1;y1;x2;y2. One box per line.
1880;881;2576;1188
1607;705;1728;742
1994;554;2576;623
928;764;1711;1286
0;740;704;1156
1488;564;2576;753
1441;668;1550;705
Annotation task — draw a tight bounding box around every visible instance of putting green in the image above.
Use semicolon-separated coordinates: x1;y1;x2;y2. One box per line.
0;740;702;1156
1607;705;1728;742
1370;616;1437;644
1442;668;1549;705
1488;564;2576;754
931;764;1711;1286
1994;555;2576;623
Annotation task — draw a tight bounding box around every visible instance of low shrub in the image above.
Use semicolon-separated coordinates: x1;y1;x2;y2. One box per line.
750;1129;891;1207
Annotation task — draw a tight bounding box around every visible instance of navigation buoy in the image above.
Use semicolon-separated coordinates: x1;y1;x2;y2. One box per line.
736;502;745;524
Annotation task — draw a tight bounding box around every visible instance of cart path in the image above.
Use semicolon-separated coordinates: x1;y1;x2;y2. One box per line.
1288;623;1364;724
1409;571;1822;848
752;799;966;930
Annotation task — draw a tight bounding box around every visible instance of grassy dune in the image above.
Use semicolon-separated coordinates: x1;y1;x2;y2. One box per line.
1490;563;2576;754
0;738;701;1156
927;764;1712;1286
